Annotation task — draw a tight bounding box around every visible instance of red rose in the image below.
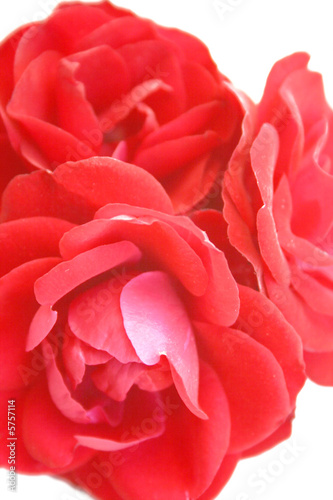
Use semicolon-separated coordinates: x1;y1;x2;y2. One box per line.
0;1;243;211
0;157;305;499
223;53;333;385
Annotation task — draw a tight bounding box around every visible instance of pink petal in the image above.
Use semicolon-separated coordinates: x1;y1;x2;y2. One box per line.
42;340;92;424
68;275;139;363
251;124;291;286
94;204;239;325
120;271;206;419
274;175;333;265
91;359;144;401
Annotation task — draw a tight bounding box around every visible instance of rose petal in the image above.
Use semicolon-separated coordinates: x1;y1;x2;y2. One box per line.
34;241;142;306
134;132;221;178
0;216;74;278
21;378;95;470
68;275;139;363
195;322;291;453
0;258;61;390
251;124;291;286
60;216;209;297
109;362;230;499
120;271;206;419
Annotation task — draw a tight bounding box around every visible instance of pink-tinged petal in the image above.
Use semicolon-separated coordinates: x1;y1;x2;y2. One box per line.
13;5;112;82
22;378;95;470
289;263;333;316
257;53;310;125
120;271;205;419
0;257;61;391
62;330;112;389
62;333;112;388
0;217;74;278
303;350;333;386
34;241;142;306
236;285;305;407
42;340;92;424
265;275;333;351
60;216;208;297
136;357;174;392
110;362;230;500
92;359;144;401
195;322;291;453
68;276;139;363
62;334;86;388
134;132;221;178
27;304;58;351
77;16;156;52
273;175;333;265
251;124;291;286
94;204;239;325
66;45;130;112
55;58;101;143
198;454;239;500
291;159;333;241
283;66;331;134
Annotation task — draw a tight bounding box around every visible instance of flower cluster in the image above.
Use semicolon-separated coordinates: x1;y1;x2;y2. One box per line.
0;2;331;500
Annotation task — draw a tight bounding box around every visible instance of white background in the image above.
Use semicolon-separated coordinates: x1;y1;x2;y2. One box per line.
1;0;333;499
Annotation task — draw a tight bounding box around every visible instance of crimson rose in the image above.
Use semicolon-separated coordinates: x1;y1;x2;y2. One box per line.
0;1;243;211
223;53;333;385
0;157;305;499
